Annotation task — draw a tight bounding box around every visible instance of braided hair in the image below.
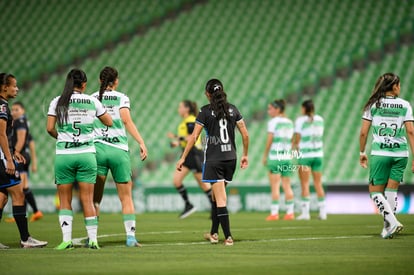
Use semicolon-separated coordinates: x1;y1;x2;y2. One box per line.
98;66;118;102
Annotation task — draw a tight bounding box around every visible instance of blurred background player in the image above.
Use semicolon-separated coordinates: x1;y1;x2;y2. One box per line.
359;73;414;239
293;99;326;220
47;69;112;250
177;79;249;246
10;102;43;222
0;73;47;248
262;99;295;221
92;66;147;247
167;100;213;219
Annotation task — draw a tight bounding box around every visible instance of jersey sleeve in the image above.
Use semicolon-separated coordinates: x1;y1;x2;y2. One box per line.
404;103;414;122
92;97;107;117
196;108;206;126
233;106;243;122
362;106;372;121
47;97;59;116
267;119;276;133
120;94;130;109
186;122;195;134
294;117;304;133
14;118;28;131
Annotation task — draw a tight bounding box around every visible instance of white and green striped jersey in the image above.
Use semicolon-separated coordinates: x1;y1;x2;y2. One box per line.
362;96;414;157
267;116;294;160
294;115;324;158
48;92;107;155
91;90;130;151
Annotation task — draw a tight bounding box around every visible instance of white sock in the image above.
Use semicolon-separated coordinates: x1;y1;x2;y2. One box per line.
301;197;310;216
123;214;136;238
285;200;294;215
85;216;98;243
384;188;398;214
59;209;73;242
318;198;326;216
371;193;398;226
271;200;279;216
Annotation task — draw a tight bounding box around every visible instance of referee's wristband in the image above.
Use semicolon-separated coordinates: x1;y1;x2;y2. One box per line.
360;151;366;156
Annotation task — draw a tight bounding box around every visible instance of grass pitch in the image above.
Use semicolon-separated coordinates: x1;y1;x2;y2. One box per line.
0;212;413;275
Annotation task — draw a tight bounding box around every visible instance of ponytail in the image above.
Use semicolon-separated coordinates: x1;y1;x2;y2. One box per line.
98;66;118;101
363;73;400;111
205;79;230;120
182;100;198;116
302;99;314;122
56;69;87;126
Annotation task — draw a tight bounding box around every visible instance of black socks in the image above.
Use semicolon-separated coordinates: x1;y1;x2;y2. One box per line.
217;206;231;239
210;202;219;235
13;205;29;241
24;188;39;213
205;189;214;206
176;185;191;206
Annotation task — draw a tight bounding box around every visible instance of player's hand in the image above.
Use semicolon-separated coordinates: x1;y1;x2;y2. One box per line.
5;159;15;175
167;132;176;139
31;163;37;173
359;154;368;169
13;152;26;164
140;144;148;161
240;156;248;169
170;141;179;148
176;158;185;171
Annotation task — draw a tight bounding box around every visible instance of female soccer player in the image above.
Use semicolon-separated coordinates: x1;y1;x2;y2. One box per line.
292;99;326;220
262;99;295;221
47;69;112;250
11;102;43;222
359;73;414;239
176;79;249;246
168;100;213;218
92;66;147;247
0;73;47;248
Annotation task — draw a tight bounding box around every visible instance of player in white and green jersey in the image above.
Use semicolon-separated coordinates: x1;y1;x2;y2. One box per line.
262;99;295;221
92;67;147;248
360;73;414;239
47;69;113;250
293;99;326;220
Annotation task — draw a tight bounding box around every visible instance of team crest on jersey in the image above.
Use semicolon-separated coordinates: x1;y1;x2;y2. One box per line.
0;104;7;114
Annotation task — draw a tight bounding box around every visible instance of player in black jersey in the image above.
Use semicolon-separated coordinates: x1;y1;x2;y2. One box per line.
177;79;249;246
0;73;47;248
11;102;43;222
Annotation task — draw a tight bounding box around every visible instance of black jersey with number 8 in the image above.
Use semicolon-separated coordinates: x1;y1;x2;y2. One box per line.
196;104;243;161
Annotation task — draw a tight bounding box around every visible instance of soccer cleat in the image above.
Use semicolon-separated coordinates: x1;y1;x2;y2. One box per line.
318;213;327;220
88;240;100;249
55;241;74;250
5;217;15;223
30;211;44;222
204;233;219;244
0;243;9;249
296;213;311;220
266;214;279;221
224;236;234;246
382;223;403;239
179;204;196;219
126;236;142;247
21;237;48;248
283;213;295;220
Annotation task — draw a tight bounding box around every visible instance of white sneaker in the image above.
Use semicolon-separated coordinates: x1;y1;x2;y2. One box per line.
318;212;327;220
224;236;234;246
21;237;48;248
382;223;403;239
296;213;310;220
0;243;9;249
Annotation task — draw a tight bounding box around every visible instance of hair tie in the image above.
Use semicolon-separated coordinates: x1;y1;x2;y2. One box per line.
212;84;221;93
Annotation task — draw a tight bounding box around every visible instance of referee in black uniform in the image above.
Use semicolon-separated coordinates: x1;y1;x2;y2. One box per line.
177;79;249;246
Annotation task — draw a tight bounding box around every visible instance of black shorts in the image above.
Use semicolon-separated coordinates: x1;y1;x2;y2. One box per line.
0;159;21;189
183;148;203;173
202;159;237;184
16;152;30;173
